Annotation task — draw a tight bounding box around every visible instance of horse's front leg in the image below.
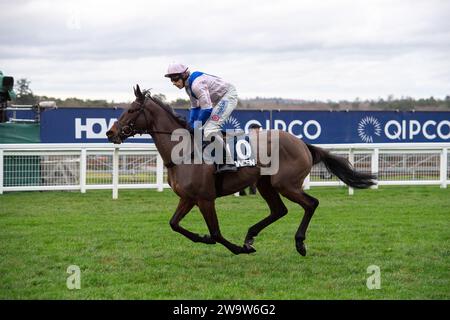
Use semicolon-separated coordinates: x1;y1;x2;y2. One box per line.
169;198;216;244
197;199;255;255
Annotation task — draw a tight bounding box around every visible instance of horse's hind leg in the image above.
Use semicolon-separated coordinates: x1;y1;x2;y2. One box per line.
244;177;288;250
277;187;319;256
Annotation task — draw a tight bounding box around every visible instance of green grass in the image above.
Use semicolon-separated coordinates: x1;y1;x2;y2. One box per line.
0;186;448;299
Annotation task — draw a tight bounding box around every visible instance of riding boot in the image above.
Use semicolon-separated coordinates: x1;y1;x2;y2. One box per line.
214;135;237;174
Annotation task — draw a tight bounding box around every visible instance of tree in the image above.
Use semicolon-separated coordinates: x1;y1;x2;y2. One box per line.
352;97;361;108
153;93;167;102
14;78;37;104
172;98;190;109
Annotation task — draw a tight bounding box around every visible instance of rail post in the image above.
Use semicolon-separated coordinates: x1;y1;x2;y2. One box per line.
112;146;119;199
348;148;354;195
371;148;379;189
80;148;87;193
440;147;448;189
0;149;3;195
156;152;164;192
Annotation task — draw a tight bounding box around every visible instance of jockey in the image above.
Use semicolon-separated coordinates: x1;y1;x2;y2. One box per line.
165;62;238;173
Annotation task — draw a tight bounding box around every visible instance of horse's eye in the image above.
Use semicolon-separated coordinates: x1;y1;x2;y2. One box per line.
128;109;135;114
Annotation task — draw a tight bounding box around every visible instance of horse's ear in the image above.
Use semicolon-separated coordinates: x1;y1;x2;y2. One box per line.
134;84;143;100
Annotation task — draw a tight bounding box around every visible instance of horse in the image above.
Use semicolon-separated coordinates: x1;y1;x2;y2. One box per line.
106;85;376;256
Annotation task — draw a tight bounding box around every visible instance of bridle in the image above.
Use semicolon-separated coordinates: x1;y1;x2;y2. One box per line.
113;94;192;168
116;97;177;137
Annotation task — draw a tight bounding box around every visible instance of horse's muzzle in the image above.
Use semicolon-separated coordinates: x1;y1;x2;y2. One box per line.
106;129;122;144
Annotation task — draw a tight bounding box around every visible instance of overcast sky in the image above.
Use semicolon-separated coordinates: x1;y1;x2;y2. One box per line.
1;0;449;103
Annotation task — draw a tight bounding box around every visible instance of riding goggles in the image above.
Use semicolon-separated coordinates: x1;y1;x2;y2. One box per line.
169;74;182;82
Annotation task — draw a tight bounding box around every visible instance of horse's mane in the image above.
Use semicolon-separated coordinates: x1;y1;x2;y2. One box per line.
143;89;189;129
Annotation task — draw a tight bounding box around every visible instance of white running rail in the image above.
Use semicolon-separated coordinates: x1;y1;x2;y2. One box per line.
0;143;449;198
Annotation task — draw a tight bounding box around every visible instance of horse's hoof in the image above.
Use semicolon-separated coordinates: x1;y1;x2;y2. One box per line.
202;235;216;244
243;243;256;254
296;242;307;256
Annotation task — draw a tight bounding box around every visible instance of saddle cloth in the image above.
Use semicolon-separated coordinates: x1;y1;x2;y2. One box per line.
226;134;257;168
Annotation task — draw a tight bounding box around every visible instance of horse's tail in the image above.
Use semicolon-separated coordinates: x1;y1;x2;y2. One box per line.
305;143;377;189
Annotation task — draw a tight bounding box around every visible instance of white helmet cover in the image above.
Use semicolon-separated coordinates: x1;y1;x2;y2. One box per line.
165;63;189;77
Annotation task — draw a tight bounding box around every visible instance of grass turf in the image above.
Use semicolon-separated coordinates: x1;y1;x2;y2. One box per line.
0;186;448;299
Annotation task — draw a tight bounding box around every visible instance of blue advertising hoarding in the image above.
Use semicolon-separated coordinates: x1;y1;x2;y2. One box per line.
270;110;450;144
39;108;449;144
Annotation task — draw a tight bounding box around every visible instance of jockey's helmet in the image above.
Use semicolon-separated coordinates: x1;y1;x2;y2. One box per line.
164;63;189;80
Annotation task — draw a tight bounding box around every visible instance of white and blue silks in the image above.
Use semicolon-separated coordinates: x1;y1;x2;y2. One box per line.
185;71;238;138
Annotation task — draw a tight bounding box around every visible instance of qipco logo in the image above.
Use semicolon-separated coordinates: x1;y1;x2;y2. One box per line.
245;119;321;140
385;120;450;141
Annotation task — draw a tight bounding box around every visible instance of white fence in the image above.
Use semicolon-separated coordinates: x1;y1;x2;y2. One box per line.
304;143;449;195
0;143;449;197
0;143;167;198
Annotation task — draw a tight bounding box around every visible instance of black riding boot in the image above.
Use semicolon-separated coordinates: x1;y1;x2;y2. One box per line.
214;136;237;173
